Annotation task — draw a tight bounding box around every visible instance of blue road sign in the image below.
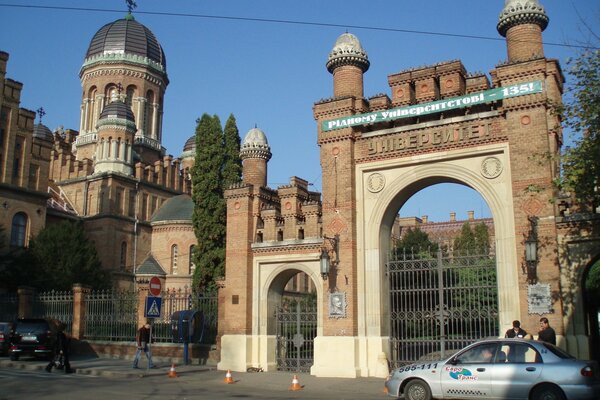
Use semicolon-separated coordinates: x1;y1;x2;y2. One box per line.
145;296;162;318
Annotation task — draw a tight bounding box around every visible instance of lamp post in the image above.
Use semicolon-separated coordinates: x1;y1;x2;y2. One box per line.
320;234;339;280
320;250;330;280
525;216;538;284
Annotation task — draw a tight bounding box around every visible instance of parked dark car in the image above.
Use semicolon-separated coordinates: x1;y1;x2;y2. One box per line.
9;318;59;361
0;322;14;356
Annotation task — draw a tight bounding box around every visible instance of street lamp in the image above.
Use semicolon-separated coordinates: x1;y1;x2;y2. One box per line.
524;216;538;284
320;235;339;280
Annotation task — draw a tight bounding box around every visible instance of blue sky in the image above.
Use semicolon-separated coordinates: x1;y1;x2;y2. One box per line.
0;0;597;222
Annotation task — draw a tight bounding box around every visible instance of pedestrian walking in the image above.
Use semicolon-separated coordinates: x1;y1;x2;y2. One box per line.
505;320;527;338
132;322;155;369
46;323;73;373
537;317;556;345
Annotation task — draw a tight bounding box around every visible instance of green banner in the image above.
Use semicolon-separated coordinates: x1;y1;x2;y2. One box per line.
322;80;543;132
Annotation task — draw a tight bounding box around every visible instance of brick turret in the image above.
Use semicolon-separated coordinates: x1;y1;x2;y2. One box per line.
240;127;271;188
497;0;549;63
326;33;370;99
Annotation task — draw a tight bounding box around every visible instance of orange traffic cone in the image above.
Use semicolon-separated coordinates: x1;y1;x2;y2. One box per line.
224;369;234;384
289;374;302;391
167;363;178;378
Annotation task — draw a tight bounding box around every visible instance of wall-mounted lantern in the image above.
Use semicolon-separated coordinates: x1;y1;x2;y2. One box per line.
320;234;339;280
524;216;538;284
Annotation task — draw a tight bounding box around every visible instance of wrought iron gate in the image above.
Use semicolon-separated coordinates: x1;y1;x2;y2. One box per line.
276;300;317;372
387;249;499;368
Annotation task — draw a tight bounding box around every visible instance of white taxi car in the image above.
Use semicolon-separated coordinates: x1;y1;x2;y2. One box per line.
384;338;600;400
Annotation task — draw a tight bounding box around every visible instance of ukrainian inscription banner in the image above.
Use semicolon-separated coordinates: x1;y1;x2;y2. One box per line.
322;80;543;132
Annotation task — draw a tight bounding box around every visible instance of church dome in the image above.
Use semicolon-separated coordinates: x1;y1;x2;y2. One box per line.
151;194;193;223
326;32;370;73
99;99;135;122
240;127;272;161
497;0;549;37
183;136;196;153
84;15;166;71
33;123;53;142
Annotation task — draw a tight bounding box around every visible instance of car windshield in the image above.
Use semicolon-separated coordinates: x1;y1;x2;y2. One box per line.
16;322;48;333
543;343;575;359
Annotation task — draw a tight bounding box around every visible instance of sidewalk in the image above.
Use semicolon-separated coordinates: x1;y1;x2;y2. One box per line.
0;354;214;378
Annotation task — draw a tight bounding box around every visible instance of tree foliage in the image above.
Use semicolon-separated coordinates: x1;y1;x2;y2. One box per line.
454;222;490;254
3;221;110;291
190;113;241;292
222;114;242;189
557;49;600;208
394;227;438;258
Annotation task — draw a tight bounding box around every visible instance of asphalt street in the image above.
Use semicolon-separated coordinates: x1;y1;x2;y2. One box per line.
0;356;389;400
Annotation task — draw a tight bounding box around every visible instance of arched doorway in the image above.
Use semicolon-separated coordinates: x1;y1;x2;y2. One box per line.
583;259;600;362
386;183;498;367
265;268;319;373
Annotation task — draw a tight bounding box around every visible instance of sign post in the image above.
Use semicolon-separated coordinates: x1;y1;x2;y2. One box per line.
149;276;162;297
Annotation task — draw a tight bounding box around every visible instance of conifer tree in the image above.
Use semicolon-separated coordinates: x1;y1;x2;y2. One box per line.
191;114;227;292
222;114;242;188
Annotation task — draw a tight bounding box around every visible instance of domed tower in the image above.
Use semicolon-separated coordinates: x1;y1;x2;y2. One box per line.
239;127;271;188
497;0;549;63
326;32;370;98
180;135;196;194
93;93;136;175
77;12;168;166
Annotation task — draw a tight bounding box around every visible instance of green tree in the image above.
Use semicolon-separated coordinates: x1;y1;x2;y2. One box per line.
191;114;227;291
222;114;242;188
5;221;110;291
556;49;600;209
454;222;490;254
394;227;438;258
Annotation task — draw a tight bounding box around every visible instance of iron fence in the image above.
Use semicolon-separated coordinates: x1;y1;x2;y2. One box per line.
276;297;317;373
0;292;18;321
387;248;499;368
32;290;74;334
152;289;218;344
83;289;138;341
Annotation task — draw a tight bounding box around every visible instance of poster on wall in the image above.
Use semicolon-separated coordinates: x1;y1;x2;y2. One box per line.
528;283;552;315
329;292;346;318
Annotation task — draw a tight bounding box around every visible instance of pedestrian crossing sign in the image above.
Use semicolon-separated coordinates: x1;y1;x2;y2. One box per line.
145;296;162;318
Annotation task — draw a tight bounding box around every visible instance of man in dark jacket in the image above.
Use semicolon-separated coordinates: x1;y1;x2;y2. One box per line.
537;317;556;345
132;322;155;369
505;320;527;338
45;323;73;373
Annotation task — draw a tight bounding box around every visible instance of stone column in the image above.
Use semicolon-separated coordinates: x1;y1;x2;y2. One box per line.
17;286;35;319
71;284;91;340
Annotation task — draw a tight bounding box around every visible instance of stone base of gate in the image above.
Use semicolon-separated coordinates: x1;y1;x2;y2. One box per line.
217;334;278;373
312;336;389;378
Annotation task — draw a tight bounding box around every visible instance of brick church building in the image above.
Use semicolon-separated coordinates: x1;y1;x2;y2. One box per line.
2;0;599;378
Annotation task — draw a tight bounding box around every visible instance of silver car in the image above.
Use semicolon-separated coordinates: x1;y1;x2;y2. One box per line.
384;338;600;400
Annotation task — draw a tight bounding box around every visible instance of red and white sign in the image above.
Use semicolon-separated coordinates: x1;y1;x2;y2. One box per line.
149;276;162;296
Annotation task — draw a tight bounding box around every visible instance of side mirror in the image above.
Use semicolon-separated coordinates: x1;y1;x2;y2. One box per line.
449;357;459;365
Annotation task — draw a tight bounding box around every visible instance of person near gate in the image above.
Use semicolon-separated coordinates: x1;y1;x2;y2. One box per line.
505;320;527;338
537;317;556;345
46;323;73;373
132;321;156;369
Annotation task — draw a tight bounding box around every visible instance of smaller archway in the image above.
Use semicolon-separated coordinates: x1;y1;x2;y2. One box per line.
267;268;318;372
583;258;600;362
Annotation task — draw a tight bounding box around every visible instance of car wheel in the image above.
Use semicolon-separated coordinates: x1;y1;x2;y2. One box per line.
9;354;19;361
404;379;432;400
531;384;566;400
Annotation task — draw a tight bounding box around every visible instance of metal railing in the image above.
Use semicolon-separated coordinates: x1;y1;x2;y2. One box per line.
32;290;74;334
0;293;18;321
83;289;138;341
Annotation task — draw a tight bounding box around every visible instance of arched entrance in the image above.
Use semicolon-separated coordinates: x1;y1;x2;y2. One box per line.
267;269;318;372
356;144;521;373
583;259;600;362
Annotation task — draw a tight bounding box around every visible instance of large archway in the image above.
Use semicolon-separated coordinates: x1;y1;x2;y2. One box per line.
356;143;520;371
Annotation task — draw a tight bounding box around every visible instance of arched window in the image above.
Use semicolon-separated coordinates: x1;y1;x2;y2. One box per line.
120;242;127;270
10;212;27;247
189;245;195;274
171;244;179;275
